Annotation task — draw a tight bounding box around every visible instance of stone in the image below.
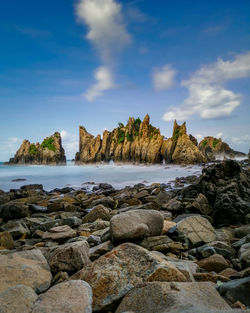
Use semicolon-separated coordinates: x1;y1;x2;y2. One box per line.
238;243;250;268
217;277;250;306
32;280;92;313
42;225;76;243
82;204;111;223
1;220;30;239
176;215;216;246
232;234;250;249
163;198;182;211
0;285;38;313
193;272;230;283
234;225;250;238
71;243;186;311
161;220;176;234
89;240;114;261
0;231;14;249
115;282;231;313
198;254;229;273
192;193;212;215
198;241;236;258
110;210;164;243
139;236;187;253
47;240;90;273
0;202;29;221
0;249;52;293
219;268;241;279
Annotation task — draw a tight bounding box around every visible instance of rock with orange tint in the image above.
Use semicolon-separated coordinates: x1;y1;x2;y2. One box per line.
162;220;176;234
71;242;186;311
198;254;229;273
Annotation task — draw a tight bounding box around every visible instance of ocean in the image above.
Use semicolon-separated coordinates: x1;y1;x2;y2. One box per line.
0;161;202;192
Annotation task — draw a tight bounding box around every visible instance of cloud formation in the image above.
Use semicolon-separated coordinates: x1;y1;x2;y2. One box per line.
76;0;131;100
163;51;250;121
84;66;115;101
153;65;176;91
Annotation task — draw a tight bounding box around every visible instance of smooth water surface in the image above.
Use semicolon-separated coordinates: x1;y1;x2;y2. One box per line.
0;161;202;191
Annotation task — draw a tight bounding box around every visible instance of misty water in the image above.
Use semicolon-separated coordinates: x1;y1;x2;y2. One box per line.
0;161;202;192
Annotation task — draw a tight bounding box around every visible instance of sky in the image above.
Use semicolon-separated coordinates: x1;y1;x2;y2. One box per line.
0;0;250;161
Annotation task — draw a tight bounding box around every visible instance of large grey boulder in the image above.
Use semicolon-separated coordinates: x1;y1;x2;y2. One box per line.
0;249;51;293
115;282;231;313
32;280;92;313
47;240;90;273
110;210;164;243
0;202;29;221
71;243;186;311
0;285;38;313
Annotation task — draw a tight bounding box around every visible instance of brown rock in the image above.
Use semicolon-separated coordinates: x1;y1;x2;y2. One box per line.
42;225;76;243
198;254;229;273
0;249;52;293
192;193;212;215
32;280;92;313
115;282;231;313
71;243;186;311
82;204;111;223
0;231;14;249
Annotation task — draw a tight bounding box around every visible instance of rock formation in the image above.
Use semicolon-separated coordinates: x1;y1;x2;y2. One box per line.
75;115;207;164
199;136;246;161
6;132;66;165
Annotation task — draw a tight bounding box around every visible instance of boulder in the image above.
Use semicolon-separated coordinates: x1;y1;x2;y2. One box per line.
47;241;90;273
110;210;164;243
176;215;216;246
115;282;231;313
89;240;114;261
0;249;52;293
71;243;186;311
1;220;30;239
0;285;38;313
82;204;111;223
198;254;229;273
139;236;187;253
217;277;250;306
0;231;14;249
238;243;250;268
42;225;76;243
192;193;212;215
32;280;92;313
0;202;29;221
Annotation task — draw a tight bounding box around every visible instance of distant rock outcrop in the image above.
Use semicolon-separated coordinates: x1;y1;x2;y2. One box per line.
75;115;207;164
6;132;66;165
198;136;246;161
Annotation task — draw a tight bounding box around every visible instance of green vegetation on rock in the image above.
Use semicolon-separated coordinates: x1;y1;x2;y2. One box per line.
118;129;125;144
213;139;220;148
126;133;133;142
41;137;56;152
172;128;180;141
202;140;207;147
118;122;124;128
29;144;37;155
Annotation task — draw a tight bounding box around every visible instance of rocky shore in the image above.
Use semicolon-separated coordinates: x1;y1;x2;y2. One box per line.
5;132;66;165
0;159;250;312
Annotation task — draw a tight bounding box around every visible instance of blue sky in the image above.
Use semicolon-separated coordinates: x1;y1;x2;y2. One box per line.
0;0;250;160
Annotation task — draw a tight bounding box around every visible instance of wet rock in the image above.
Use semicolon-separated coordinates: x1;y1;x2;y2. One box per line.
115;282;231;313
42;225;76;243
82;204;111;223
0;284;38;313
32;280;92;313
198;254;229;273
110;210;164;243
232;234;250;249
29;204;47;213
71;243;186;311
0;202;29;221
217;276;250;306
0;231;14;249
176;215;216;246
47;240;90;273
0;249;52;293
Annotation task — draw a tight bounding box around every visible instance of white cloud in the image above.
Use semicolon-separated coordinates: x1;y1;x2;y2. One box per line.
153;65;176;91
76;0;131;63
84;66;115;101
0;137;22;161
60;130;78;160
76;0;131;101
163;51;250;121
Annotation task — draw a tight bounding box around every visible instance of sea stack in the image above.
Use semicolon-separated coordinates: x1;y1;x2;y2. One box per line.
6;132;66;165
75;115;210;164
